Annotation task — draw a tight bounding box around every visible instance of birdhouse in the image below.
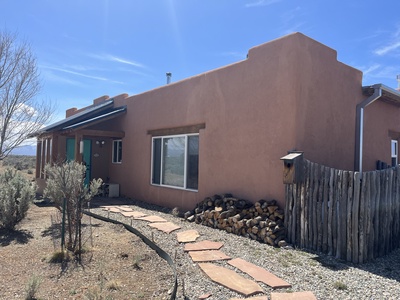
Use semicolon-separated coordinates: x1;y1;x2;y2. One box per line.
280;152;304;184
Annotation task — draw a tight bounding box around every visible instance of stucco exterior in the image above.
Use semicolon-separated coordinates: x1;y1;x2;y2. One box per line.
34;32;400;211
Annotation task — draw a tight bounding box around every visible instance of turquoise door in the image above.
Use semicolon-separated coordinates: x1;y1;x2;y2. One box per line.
66;138;92;185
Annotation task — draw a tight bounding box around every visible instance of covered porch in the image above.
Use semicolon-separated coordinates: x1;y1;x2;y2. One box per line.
33;99;126;194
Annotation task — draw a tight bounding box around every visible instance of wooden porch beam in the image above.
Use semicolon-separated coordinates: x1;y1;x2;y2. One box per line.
61;129;125;138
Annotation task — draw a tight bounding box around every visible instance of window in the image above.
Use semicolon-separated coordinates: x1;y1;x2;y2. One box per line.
112;140;122;163
392;140;398;166
152;134;199;190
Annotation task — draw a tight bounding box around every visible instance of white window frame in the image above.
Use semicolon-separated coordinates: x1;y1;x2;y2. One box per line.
112;139;122;164
392;140;398;166
151;133;199;191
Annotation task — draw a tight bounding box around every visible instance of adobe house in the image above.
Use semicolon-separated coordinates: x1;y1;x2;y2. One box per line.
33;32;400;211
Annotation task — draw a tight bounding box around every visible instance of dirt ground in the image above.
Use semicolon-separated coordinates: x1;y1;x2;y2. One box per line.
0;203;173;299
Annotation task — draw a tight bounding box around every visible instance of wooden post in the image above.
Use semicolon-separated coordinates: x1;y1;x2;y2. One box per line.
352;172;361;263
316;165;323;253
327;168;334;256
346;170;354;262
322;166;329;253
335;170;343;259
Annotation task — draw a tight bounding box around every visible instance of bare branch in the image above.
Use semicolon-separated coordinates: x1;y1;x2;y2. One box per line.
0;30;53;159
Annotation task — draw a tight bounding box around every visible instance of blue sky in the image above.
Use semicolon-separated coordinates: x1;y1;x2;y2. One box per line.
1;0;400;123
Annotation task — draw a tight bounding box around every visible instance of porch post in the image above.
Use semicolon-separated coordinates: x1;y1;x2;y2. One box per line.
35;140;42;179
51;134;58;164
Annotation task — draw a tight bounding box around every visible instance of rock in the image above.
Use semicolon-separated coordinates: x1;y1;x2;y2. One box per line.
278;240;288;247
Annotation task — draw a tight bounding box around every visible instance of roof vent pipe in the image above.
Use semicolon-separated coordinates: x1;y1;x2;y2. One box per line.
397;74;400;91
166;72;172;84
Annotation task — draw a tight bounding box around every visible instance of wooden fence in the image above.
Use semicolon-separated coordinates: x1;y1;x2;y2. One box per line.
284;159;400;263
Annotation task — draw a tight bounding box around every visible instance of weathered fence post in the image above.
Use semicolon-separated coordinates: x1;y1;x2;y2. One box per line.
281;152;305;246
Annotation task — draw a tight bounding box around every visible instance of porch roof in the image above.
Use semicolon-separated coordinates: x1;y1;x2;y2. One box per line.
362;84;400;107
61;106;126;132
31;100;126;137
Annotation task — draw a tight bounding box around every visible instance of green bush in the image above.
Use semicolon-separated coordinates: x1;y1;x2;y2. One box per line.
0;169;36;229
44;161;102;254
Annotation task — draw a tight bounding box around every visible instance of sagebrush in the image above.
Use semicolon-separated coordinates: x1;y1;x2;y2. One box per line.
44;161;102;256
0;168;35;229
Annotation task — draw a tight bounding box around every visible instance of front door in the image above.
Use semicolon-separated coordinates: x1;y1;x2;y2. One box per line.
66;138;92;185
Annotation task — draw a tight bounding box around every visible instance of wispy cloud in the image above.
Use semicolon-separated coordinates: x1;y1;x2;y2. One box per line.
283;22;305;35
280;6;306;35
40;68;83;86
360;65;399;86
361;64;381;75
89;53;145;68
41;65;124;84
374;24;400;56
245;0;282;8
374;41;400;56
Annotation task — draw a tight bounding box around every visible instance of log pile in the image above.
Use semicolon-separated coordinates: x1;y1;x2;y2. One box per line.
184;194;288;247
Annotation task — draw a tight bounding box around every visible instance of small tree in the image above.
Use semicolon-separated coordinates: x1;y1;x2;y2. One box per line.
0;30;53;160
44;161;102;256
0;169;35;229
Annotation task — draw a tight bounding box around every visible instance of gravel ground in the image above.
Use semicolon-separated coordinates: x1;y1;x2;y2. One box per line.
90;198;400;300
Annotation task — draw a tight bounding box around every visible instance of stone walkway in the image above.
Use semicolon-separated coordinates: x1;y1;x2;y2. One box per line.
100;205;317;300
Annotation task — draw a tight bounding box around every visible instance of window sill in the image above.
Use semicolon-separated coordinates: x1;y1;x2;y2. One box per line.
151;183;198;192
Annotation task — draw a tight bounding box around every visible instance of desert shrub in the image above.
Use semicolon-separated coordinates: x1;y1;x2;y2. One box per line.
0;169;36;229
44;161;102;255
49;250;70;263
3;155;36;170
25;274;41;300
106;280;121;291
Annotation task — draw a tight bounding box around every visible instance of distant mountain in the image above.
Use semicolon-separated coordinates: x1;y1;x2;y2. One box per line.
11;145;36;156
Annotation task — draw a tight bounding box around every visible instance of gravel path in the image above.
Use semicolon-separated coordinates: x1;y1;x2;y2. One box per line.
90;198;400;300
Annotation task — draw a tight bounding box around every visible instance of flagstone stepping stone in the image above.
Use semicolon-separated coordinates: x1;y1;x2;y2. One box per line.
176;230;200;243
120;211;147;218
230;296;268;300
184;240;223;251
107;207;122;213
148;222;181;233
116;206;134;212
188;250;231;262
270;291;317;300
199;293;212;299
198;263;264;297
228;258;291;289
135;215;167;222
100;205;117;210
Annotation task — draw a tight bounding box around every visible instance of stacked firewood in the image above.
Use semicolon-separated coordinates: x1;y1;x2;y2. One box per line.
184;194;288;247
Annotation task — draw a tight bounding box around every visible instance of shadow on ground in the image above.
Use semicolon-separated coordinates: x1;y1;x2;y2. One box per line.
89;196;173;214
308;247;400;282
0;228;33;246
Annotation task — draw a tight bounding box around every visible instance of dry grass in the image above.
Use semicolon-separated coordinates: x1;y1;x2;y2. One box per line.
0;204;173;299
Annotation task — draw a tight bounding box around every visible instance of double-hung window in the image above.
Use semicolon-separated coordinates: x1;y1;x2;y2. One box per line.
152;134;199;190
112;140;122;163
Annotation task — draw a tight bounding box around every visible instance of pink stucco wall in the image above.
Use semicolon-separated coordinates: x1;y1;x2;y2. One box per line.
362;100;400;170
79;32;364;211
